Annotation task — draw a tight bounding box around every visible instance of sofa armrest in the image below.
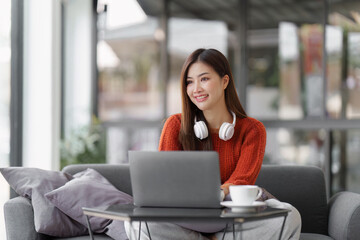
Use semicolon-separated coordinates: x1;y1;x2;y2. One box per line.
328;191;360;240
4;196;46;240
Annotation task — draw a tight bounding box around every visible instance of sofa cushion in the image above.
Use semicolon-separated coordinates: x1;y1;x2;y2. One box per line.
45;168;133;240
62;164;132;195
0;167;88;237
256;165;328;235
300;233;334;240
52;234;112;240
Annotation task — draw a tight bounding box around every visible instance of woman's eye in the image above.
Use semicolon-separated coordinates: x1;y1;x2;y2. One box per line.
186;80;193;85
201;77;209;81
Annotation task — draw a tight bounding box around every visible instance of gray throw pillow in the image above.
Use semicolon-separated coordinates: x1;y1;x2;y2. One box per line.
0;167;88;237
45;168;133;240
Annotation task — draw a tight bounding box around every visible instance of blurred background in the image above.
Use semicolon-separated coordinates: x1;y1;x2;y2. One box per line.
2;0;360;238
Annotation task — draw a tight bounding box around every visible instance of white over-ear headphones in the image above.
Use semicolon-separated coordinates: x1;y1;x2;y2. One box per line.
194;112;236;141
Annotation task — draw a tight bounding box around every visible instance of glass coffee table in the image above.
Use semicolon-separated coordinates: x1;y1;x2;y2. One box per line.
83;203;290;240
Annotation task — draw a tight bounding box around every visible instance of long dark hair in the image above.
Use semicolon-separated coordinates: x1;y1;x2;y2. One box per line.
179;48;247;150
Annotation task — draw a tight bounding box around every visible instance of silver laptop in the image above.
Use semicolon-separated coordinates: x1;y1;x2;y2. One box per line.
129;151;222;208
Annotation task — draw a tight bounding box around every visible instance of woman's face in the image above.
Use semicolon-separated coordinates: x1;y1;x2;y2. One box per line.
186;61;229;112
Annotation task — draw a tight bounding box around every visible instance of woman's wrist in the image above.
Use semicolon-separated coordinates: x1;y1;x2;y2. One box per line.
221;183;234;196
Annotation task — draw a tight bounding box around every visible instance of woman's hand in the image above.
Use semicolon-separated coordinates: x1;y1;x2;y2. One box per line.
220;183;234;196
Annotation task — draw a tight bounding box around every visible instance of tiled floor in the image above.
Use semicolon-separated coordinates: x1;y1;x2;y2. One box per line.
1;174;9;239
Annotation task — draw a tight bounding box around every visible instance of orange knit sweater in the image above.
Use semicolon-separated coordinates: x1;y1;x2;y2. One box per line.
158;114;266;185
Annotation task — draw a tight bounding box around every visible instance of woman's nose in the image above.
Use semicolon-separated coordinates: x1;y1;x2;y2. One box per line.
193;81;202;93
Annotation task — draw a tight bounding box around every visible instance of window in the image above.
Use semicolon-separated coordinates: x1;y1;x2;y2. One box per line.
0;1;11;238
331;129;360;194
246;0;360;195
95;0;360;195
328;0;360;194
265;129;326;168
247;0;325;120
96;0;161;163
97;0;161;121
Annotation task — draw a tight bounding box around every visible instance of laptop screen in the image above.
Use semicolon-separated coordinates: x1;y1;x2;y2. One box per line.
129;151;222;208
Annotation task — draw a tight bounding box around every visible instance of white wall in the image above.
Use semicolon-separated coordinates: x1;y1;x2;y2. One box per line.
23;0;61;170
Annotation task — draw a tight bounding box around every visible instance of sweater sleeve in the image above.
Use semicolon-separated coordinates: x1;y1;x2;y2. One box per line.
224;120;266;185
158;114;183;151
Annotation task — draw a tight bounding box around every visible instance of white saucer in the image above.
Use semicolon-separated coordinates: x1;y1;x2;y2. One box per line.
220;201;266;209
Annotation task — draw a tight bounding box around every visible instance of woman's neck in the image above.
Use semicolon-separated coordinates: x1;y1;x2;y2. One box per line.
203;108;232;130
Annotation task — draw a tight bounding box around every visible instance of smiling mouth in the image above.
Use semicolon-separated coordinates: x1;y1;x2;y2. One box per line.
194;95;208;102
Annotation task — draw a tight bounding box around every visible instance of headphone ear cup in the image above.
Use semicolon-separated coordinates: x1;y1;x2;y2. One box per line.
219;122;235;141
194;121;208;140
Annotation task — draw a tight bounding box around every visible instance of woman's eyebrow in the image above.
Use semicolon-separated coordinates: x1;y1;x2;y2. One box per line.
198;72;209;77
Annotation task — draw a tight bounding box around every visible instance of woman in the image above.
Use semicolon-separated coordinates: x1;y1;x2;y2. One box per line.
160;48;264;195
125;48;301;240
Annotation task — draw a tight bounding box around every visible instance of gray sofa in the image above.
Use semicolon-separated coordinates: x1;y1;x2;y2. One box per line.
3;164;360;240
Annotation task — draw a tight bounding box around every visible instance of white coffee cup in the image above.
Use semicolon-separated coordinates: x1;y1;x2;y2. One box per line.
229;185;262;205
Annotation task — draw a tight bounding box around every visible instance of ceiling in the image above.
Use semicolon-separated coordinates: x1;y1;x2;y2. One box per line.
137;0;360;29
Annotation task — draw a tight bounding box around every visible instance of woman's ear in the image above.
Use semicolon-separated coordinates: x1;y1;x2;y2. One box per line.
222;75;230;90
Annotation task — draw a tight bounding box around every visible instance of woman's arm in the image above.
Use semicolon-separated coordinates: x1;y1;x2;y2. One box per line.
158;114;183;151
224;120;266;188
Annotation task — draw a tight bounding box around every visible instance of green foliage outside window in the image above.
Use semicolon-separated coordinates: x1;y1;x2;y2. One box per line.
60;117;106;169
